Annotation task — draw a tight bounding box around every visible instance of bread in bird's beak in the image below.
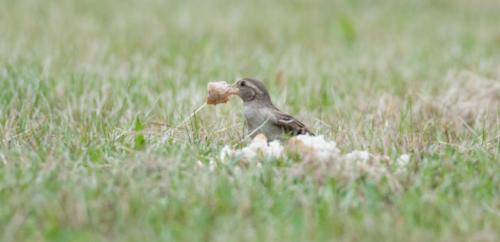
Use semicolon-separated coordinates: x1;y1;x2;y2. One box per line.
207;81;239;105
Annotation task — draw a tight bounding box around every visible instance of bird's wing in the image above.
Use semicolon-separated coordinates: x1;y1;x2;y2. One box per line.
271;109;314;136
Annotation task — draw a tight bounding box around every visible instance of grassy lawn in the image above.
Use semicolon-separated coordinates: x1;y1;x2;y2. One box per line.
0;0;499;241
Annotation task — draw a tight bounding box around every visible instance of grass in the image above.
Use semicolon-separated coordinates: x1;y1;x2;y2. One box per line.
0;0;499;241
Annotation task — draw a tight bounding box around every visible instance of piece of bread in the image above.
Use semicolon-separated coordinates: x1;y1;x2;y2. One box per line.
206;81;239;105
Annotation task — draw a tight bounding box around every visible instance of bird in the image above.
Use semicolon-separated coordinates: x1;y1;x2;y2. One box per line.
235;78;314;140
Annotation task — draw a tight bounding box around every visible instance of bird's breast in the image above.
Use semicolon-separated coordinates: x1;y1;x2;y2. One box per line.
244;105;269;130
243;105;281;139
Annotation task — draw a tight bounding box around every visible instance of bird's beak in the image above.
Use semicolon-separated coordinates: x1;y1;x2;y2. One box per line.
230;83;240;95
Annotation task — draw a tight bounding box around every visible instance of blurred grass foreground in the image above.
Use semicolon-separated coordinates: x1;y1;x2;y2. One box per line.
0;0;499;242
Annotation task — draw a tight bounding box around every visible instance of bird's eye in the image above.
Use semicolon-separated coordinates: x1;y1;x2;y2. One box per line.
240;81;246;87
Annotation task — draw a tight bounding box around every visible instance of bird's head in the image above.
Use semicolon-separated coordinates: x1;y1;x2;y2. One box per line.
235;78;272;104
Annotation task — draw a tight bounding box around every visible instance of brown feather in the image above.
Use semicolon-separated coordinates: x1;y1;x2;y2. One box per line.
271;109;314;136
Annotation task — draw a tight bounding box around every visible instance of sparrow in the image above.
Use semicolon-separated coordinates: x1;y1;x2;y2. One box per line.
235;78;314;140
